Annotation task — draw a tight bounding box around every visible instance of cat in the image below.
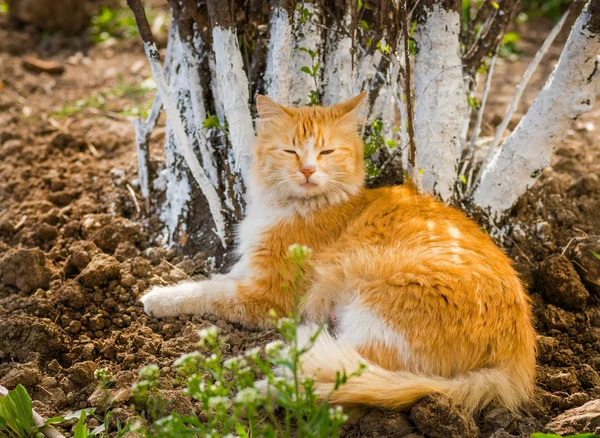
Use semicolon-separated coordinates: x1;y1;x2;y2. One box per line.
141;92;536;413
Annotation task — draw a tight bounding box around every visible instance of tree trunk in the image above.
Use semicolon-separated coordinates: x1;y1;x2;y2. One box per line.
127;0;600;260
473;0;600;220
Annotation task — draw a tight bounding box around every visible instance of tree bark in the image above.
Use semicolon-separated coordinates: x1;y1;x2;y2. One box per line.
413;1;468;200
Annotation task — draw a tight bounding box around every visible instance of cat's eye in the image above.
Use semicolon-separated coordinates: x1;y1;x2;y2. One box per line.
320;149;335;155
284;150;297;155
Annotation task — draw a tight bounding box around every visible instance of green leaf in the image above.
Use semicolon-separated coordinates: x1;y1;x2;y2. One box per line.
300;66;312;75
73;410;88;438
0;384;37;437
45;416;66;425
503;31;521;44
591;250;600;260
64;408;95;421
0;1;8;14
311;62;320;77
359;20;369;32
386;139;397;148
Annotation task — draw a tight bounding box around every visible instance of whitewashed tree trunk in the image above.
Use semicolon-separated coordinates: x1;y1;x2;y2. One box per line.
322;7;355;106
264;0;294;105
473;0;600;220
413;2;469;201
128;0;600;260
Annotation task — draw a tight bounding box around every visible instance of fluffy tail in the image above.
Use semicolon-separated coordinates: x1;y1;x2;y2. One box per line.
298;326;533;413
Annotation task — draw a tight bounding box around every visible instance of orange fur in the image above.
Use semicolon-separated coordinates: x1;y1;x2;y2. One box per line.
142;93;536;413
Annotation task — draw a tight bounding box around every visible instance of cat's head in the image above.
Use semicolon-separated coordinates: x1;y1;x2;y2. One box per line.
252;93;366;209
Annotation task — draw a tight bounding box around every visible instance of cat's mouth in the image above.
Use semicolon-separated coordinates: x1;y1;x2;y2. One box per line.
301;181;319;189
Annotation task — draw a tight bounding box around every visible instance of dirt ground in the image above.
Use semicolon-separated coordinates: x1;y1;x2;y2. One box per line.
1;5;600;438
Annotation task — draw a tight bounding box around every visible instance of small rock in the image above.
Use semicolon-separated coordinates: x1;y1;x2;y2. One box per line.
0;316;70;362
93;225;122;254
546;370;580;393
77;254;121;287
538;254;589;311
537;336;560;364
114;242;138;262
0;362;42;389
567;174;600;197
22;56;65;74
34;223;58;242
562;392;590;410
358;410;414;437
541;305;576;332
483;407;519;433
569;236;600;296
57;280;87;309
410;394;479;438
545;399;600;435
89;314;106;331
0;248;52;293
67;361;97;386
577;364;600;389
131;257;152;278
64;241;99;277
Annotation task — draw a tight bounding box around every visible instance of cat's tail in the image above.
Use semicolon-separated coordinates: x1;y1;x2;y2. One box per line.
297;325;533;413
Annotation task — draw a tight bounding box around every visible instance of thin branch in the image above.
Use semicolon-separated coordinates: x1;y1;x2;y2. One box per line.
398;0;419;190
463;0;520;71
469;53;497;152
475;5;573;185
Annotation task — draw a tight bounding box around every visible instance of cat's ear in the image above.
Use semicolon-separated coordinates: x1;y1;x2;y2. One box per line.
256;95;292;120
332;92;367;126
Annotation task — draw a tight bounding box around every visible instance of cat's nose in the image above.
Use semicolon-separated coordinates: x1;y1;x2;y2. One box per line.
301;166;316;180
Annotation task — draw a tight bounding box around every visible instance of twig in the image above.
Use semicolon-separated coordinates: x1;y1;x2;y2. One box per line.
161;259;193;280
398;1;420;191
475;6;572;185
0;385;66;438
469;53;497;152
126;184;141;216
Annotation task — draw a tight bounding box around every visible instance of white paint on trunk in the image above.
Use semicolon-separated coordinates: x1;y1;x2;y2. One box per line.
322;11;354;106
144;40;227;247
290;2;322;106
264;7;293;105
183;34;220;187
413;4;469;201
211;26;254;179
477;7;571;181
473;4;600;220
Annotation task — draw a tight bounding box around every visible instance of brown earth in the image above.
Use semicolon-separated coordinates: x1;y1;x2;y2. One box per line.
0;6;600;438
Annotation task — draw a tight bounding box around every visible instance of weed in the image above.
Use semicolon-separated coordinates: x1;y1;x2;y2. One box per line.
90;5;139;44
131;244;364;437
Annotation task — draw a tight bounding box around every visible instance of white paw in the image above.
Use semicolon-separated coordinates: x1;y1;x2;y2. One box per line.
140;282;201;318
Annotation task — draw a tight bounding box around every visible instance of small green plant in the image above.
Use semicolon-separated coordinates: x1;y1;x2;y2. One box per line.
90;6;139;44
299;47;320;106
52;78;155;119
295;4;311;25
202;113;229;135
499;31;523;59
0;385;43;437
364;119;398;179
132;244;364;437
591;250;600;261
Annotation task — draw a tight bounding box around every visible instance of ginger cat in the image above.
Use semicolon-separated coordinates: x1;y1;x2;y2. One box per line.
142;93;536;413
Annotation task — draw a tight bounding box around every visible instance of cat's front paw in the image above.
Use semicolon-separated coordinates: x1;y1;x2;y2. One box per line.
141;283;200;318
